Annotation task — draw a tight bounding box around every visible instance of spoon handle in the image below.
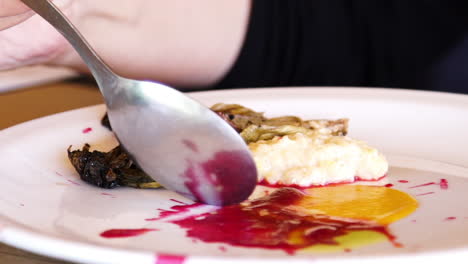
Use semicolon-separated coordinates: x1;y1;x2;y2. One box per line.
20;0;116;83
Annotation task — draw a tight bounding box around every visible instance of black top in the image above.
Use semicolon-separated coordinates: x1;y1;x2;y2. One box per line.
215;0;468;94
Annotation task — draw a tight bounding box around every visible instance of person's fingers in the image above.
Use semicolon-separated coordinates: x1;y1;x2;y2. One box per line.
0;0;29;17
0;11;33;29
0;0;33;29
0;0;74;70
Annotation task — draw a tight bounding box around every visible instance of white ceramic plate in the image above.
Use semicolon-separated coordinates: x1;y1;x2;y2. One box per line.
1;87;468;264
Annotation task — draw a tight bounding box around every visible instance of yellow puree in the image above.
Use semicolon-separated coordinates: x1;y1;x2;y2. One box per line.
289;185;419;252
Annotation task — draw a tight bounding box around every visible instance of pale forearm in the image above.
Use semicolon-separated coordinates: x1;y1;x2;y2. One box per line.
50;0;251;89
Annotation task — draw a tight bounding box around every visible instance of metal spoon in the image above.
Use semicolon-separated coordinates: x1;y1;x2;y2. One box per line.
20;0;257;205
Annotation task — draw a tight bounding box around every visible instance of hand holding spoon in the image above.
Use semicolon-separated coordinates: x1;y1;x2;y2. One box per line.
20;0;257;205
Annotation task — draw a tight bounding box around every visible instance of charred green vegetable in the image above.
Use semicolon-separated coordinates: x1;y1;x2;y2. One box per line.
68;144;161;189
211;103;348;143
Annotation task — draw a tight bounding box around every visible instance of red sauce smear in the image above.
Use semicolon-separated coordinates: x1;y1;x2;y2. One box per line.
155;254;186;264
416;192;435;196
258;175;387;189
219;246;227;252
158;188;400;255
101;192;116;198
67;179;81;186
410;179;449;190
82;127;93;134
445;217;457;221
100;228;157;238
182;139;199;153
410;182;436;189
384;184;394;188
398;180;409;183
170;199;186;205
440;179;449;190
146;204;201;221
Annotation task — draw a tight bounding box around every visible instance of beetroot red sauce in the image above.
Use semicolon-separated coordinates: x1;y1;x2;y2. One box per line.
410;182;436;189
258;175;387;189
158;188;399;254
416;192;435;196
67;179;81;186
155;254;186;264
440;179;449;190
100;228;158;238
145;204;201;221
170;199;186;205
182;139;199;153
398;180;409;183
101;192;116;198
183;150;257;206
82;127;93;134
410;179;448;190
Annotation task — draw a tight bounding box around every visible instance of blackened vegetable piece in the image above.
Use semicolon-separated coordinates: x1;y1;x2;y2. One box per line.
67;144;161;189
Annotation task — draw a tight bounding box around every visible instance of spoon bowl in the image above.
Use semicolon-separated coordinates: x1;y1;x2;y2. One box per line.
20;0;257;205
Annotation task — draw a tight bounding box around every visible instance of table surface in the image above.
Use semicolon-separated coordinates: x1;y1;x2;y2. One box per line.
0;79;103;264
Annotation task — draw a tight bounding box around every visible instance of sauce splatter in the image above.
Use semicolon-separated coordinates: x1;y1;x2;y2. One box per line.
410;182;436;189
82;127;93;134
182;139;199;153
101;192;116;198
156;187;417;254
155;254;186;264
416;192;435;196
219;246;227;252
258;175;387;189
100;228;157;238
398;180;409;183
67;179;81;186
146;204;201;221
440;179;449;190
445;217;456;221
410;179;448;190
385;184;394;188
170;199;186;205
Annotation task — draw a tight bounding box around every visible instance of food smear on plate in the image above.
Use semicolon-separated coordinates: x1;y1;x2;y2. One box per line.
149;185;418;254
154;254;186;264
416;192;435;196
409;179;449;190
82;127;93;134
100;228;158;238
